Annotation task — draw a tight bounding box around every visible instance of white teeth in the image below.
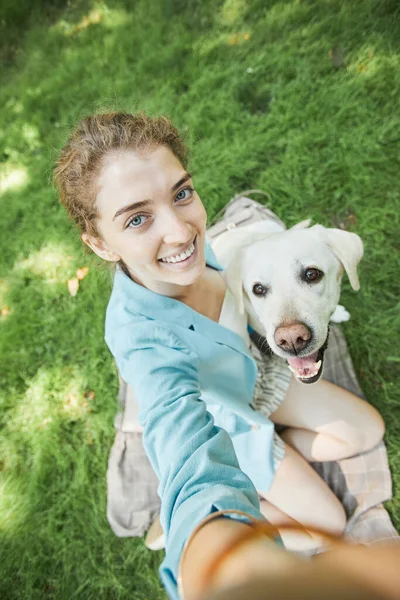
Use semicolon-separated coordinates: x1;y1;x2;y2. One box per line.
161;242;195;264
288;359;322;378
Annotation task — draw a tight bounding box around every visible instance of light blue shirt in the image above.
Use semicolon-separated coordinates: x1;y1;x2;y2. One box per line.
105;244;275;599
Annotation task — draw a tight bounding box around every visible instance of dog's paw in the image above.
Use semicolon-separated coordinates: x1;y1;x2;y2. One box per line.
330;304;350;323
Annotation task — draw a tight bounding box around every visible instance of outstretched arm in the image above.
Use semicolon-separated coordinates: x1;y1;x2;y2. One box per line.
114;323;264;598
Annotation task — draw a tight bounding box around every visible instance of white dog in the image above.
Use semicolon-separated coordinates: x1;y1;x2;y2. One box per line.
212;218;363;384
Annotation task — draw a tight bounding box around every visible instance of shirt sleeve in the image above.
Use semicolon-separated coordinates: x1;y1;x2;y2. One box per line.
113;322;264;599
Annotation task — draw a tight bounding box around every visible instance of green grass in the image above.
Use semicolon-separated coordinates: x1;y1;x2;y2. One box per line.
1;0;399;597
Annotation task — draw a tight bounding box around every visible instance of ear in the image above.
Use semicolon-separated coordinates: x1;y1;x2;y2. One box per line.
212;223;279;265
312;225;364;291
213;230;258;315
213;224;284;313
290;218;312;230
81;233;120;263
224;254;245;314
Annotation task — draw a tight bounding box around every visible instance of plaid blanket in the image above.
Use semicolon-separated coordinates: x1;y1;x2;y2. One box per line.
107;194;398;544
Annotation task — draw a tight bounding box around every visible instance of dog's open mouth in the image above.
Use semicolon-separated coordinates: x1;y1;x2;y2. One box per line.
286;333;329;384
249;328;330;384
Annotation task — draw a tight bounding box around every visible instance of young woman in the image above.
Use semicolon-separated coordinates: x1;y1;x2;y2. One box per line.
54;112;384;599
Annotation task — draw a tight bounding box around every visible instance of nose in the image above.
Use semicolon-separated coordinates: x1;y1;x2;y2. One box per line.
274;322;312;352
162;209;192;246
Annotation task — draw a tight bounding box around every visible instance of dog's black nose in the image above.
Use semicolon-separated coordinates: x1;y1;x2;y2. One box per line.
274;322;311;352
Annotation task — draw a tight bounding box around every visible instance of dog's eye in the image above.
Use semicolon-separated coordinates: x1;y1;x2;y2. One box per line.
252;282;268;297
304;268;324;283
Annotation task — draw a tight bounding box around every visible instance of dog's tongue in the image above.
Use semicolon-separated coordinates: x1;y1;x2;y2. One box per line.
287;351;320;380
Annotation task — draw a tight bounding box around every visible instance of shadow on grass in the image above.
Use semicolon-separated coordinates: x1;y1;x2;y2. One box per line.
0;261;166;599
0;0;96;68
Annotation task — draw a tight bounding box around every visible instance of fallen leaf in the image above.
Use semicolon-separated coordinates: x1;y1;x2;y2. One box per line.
346;213;358;226
65;393;79;408
84;390;95;400
39;417;52;429
76;266;89;280
243;33;250;40
67;278;79;296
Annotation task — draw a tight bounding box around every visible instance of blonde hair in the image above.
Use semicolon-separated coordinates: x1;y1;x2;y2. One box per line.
53;112;188;237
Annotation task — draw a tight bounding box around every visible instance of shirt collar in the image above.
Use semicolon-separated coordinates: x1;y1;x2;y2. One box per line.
110;242;250;354
112;242;222;326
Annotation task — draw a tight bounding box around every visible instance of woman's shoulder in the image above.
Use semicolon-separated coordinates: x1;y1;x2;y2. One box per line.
106;318;199;389
105;276;194;362
105;267;160;331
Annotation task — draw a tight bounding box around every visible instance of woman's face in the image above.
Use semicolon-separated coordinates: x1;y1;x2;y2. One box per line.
83;146;207;296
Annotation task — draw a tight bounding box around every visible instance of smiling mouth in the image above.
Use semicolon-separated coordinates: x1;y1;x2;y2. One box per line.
286;331;330;384
158;236;197;266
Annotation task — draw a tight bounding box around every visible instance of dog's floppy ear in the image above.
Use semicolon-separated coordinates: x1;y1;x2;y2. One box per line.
290;218;312;230
212;228;261;315
212;223;284;313
224;254;245;314
312;225;364;291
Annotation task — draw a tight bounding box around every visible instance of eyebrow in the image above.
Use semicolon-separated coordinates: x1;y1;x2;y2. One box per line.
112;172;192;221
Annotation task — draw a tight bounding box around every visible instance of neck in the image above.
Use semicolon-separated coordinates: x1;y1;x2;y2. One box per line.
124;265;203;304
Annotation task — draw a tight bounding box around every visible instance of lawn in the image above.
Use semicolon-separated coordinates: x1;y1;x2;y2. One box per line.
0;0;399;598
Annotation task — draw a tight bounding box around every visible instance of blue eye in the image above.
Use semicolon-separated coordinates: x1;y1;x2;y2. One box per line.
175;187;194;202
127;214;147;229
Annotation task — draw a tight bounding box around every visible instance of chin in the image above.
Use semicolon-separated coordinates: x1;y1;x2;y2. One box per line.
172;265;205;287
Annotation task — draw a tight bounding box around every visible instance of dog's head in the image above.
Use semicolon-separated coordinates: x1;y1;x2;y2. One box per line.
213;221;363;383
